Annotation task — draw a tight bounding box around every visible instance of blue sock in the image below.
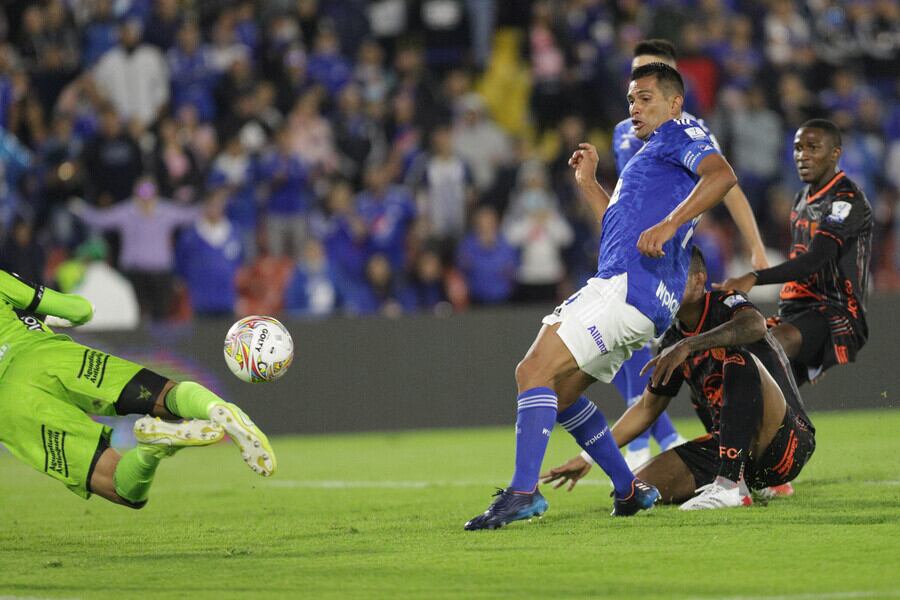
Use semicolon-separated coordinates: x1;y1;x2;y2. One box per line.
650;411;680;449
558;396;635;497
625;394;651;452
509;387;558;493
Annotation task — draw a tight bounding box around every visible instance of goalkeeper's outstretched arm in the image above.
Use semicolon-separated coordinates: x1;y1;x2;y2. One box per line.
0;270;93;325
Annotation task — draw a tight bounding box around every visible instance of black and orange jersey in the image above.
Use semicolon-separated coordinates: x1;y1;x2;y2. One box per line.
779;171;872;340
648;290;813;437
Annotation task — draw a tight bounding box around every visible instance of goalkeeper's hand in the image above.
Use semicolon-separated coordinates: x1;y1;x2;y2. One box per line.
44;303;95;328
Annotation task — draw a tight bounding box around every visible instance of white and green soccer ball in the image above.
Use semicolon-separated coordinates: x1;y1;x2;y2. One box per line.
223;315;294;383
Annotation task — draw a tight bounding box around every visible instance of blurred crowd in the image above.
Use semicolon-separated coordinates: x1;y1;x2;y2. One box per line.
0;0;898;326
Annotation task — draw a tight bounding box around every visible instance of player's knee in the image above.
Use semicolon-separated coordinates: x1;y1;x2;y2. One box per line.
772;324;802;359
515;355;544;389
115;369;170;416
120;498;148;510
722;350;761;397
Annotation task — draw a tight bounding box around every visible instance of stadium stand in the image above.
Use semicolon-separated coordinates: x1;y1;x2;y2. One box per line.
0;0;896;325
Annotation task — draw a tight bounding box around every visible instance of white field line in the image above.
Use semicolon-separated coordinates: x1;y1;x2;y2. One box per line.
264;479;900;490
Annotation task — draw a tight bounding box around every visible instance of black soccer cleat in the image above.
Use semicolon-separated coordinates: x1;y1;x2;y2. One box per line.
465;487;549;531
611;478;661;517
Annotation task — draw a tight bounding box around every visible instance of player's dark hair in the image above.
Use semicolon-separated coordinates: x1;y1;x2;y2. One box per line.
630;62;685;98
689;245;707;275
633;39;677;62
799;118;842;149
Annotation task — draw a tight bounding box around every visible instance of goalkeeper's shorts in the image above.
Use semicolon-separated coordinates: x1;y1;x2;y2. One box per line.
0;337;168;498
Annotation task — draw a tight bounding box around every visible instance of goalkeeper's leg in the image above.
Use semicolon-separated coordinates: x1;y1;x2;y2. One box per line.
163;381;276;477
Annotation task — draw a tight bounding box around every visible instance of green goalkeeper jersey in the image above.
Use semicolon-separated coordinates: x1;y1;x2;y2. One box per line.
0;270;93;378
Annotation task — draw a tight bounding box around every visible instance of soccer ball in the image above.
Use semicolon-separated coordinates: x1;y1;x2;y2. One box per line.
223;316;294;383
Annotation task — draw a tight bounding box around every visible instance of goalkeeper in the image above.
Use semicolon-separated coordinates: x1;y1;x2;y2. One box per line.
0;269;276;508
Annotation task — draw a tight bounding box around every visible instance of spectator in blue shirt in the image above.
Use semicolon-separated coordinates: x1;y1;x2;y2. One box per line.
81;0;119;67
356;164;416;271
175;190;243;316
210;135;258;259
168;20;219;123
456;205;518;305
307;26;351;98
344;253;410;317
258;126;314;257
315;179;367;290
283;238;340;318
400;247;449;313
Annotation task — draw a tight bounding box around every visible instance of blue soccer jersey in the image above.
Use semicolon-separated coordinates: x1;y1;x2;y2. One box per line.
597;117;720;334
612;111;720;175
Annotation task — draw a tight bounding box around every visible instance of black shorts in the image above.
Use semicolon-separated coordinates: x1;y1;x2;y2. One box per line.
773;305;864;384
673;407;816;490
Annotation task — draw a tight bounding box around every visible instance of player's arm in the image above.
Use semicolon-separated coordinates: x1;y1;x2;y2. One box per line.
568;143;612;223
642;305;766;387
637;153;738;257
715;234;840;293
0;271;93;325
610;388;673;448
722;185;769;270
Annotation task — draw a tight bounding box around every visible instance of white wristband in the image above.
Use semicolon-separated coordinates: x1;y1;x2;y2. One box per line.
580;450;596;465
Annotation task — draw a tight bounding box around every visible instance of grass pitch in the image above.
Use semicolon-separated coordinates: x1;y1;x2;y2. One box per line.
1;409;899;599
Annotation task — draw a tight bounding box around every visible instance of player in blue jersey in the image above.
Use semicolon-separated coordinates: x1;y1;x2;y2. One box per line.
611;40;770;470
465;63;738;530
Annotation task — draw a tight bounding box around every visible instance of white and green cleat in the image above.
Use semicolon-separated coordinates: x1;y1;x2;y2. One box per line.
209;403;277;477
134;416;225;451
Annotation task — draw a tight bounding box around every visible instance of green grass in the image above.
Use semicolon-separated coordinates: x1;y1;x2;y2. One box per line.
1;410;899;599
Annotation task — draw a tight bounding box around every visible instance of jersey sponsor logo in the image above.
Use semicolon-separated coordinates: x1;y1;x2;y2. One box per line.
78;349;110;388
826;200;852;223
722;294;749;308
655;281;681;319
0;343;7;362
779;281;824;301
42;425;69;477
684;126;707;141
586;325;609;353
18;314;44;331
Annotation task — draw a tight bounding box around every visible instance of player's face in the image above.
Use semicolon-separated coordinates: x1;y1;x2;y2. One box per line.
627;77;680;140
793;128;841;184
677;269;707;317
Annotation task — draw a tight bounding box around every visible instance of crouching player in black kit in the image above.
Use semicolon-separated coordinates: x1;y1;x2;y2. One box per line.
541;248;815;509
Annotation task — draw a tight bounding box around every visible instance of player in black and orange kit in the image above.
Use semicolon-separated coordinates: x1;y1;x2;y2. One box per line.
718;119;873;385
541;248;816;510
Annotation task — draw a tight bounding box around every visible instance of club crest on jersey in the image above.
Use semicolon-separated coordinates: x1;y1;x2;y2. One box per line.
826;200;852;223
684;126;707;141
723;294;748;308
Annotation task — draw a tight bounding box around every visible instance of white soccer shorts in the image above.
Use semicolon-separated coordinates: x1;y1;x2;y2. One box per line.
541;274;656;383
